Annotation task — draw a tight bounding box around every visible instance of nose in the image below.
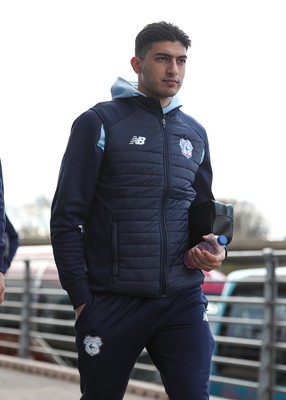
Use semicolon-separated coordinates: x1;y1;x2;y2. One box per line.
167;59;179;75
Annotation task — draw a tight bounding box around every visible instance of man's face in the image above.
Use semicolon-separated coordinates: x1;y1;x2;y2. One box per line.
133;41;188;108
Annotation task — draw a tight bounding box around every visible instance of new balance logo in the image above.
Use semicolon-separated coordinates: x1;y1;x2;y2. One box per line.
129;136;146;145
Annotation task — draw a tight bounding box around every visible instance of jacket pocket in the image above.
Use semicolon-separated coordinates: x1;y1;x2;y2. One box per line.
112;221;119;276
75;296;93;327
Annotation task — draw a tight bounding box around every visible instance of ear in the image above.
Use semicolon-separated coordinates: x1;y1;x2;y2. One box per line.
130;56;142;74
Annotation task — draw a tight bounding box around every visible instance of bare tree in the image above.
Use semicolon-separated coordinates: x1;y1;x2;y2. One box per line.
8;196;51;240
219;198;269;240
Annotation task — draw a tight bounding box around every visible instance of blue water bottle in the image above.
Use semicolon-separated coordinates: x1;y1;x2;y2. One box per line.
184;234;228;269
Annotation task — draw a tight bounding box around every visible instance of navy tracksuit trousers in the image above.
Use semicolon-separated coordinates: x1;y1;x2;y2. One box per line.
75;287;214;400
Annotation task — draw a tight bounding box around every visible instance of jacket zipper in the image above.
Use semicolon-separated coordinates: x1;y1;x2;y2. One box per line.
159;116;170;297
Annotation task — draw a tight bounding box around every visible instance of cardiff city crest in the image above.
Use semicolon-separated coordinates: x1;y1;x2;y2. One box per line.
83;335;103;356
179;138;193;159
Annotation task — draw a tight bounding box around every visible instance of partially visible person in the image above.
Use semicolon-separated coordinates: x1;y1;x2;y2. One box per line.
0;159;6;304
3;214;19;274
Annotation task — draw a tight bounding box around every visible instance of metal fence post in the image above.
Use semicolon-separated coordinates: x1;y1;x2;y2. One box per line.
18;259;31;358
257;248;277;400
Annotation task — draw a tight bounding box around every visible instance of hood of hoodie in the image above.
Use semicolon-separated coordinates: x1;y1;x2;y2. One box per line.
111;77;182;114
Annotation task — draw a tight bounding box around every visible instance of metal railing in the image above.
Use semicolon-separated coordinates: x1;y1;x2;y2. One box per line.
0;247;286;400
209;248;286;400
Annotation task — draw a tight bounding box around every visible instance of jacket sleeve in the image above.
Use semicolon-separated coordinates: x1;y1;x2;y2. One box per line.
50;109;104;308
191;132;228;258
3;214;19;273
180;111;214;206
191;126;215;206
0;160;6;274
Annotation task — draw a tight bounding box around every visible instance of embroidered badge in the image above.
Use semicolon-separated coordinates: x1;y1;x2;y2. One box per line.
179;138;193;159
83;335;103;356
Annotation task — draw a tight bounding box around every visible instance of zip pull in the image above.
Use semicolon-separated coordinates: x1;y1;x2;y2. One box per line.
78;225;84;234
162;118;166;129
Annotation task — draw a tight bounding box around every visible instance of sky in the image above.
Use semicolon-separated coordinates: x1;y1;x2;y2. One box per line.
1;0;286;239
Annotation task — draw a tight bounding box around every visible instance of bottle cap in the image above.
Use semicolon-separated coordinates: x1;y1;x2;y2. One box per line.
217;234;228;246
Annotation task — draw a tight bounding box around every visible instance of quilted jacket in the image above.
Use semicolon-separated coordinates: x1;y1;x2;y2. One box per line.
50;78;214;309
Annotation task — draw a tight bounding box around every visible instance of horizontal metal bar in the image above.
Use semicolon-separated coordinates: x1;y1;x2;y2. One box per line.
213;335;262;347
212;355;260;368
210;374;259;389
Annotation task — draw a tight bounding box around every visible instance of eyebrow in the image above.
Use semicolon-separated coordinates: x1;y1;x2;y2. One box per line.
155;52;188;60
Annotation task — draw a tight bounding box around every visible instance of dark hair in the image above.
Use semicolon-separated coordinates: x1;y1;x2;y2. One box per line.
135;21;191;58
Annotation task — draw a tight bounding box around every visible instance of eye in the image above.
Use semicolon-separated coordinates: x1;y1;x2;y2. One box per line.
178;58;187;65
157;56;168;61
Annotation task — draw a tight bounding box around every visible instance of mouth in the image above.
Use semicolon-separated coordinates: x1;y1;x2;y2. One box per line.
163;78;178;84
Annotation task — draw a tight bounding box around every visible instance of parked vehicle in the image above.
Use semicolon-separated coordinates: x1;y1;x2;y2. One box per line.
209;266;286;400
202;269;225;326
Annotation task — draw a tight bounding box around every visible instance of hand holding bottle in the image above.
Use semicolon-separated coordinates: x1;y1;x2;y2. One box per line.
184;234;228;270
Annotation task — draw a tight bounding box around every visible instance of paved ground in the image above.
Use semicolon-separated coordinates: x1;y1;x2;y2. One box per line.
0;366;151;400
0;366;80;400
0;354;227;400
0;354;166;400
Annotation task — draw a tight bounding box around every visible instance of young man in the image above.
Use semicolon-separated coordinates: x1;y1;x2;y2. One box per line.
50;21;226;400
0;160;6;304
